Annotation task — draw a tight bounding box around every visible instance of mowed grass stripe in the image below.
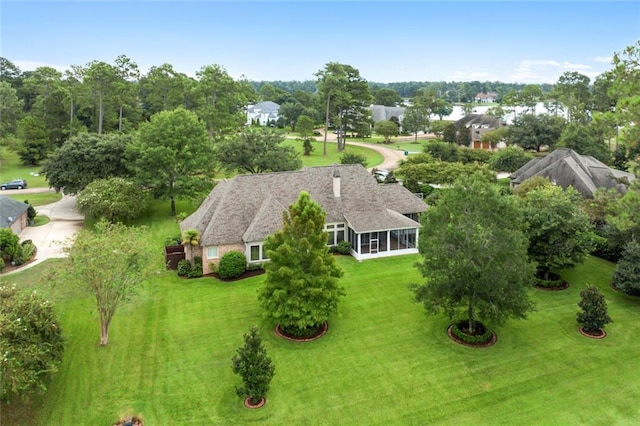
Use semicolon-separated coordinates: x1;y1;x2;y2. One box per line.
3;254;640;424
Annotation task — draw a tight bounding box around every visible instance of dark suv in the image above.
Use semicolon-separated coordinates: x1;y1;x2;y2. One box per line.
0;179;28;190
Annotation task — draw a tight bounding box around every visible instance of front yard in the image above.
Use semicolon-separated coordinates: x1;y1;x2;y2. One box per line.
2;253;639;424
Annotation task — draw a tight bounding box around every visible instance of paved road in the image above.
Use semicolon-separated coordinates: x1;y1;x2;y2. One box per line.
1;194;83;275
0;187;56;195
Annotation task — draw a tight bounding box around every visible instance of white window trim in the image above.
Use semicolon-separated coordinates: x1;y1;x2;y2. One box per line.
206;246;219;259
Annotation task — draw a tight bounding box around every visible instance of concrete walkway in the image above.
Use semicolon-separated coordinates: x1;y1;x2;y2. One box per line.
1;195;84;275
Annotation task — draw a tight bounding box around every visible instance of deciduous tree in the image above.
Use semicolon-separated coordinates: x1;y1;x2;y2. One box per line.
520;185;599;279
42;133;133;194
374;120;399;144
402;105;429;143
127;107;215;216
411;176;535;334
258;192;345;338
216;127;301;174
489;146;533;173
61;220;159;345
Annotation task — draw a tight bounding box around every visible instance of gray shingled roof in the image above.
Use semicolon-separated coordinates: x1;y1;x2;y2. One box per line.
247;101;280;114
0;195;28;228
369;105;406;122
510;148;636;197
182;164;427;246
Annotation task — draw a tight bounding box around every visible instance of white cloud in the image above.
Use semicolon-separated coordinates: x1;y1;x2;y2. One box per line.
594;56;613;63
508;59;594;83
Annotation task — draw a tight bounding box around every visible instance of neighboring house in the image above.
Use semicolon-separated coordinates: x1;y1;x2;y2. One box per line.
369;105;406;124
246;101;280;126
0;195;29;235
455;114;504;149
510;148;636;198
180;164;427;274
474;92;498;103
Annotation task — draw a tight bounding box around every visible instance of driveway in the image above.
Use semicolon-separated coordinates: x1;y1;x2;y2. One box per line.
1;194;84;275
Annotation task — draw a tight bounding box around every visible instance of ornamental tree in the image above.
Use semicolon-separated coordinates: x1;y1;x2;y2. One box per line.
520;185;599;279
231;326;275;405
374;120;399;144
258;191;345;338
577;285;612;333
0;284;64;402
61;220;159;345
411;175;535;334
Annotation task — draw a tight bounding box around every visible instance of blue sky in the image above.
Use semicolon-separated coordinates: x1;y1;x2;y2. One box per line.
2;1;638;84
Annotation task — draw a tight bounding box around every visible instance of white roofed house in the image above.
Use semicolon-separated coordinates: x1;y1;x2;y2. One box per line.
246;101;280;126
180;164;427;275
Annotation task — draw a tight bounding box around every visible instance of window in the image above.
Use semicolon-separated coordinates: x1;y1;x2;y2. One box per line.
325;223;346;246
250;245;260;262
206;246;219;259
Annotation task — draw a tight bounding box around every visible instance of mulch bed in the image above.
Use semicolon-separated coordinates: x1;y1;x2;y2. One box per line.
578;327;607;339
207;269;265;282
113;417;143;426
244;397;266;409
534;281;570;291
447;324;497;348
275;322;329;342
0;247;38;275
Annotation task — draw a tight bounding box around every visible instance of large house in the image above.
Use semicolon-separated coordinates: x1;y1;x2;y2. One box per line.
510;148;636;197
369;105;406;124
455;114;505;149
180;164;427;274
0;195;29;235
246;101;280;126
474;92;498;103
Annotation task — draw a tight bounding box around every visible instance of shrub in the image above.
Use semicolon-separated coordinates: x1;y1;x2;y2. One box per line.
0;258;4;272
247;262;263;271
188;256;203;278
451;321;493;344
177;259;192;277
336;241;352;255
19;242;36;262
0;284;64;402
577;285;612;332
164;234;182;247
0;228;20;262
340;152;368;168
218;251;247;279
612;240;640;296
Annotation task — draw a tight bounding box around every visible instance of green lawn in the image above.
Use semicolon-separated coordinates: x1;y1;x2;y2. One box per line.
283;139;384;168
5;192;62;207
0;147;49;188
2;253;639;425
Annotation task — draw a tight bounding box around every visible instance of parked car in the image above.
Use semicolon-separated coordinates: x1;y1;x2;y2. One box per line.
0;179;28;190
373;168;389;183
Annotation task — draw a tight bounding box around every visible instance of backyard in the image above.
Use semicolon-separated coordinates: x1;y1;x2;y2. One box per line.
2;246;638;424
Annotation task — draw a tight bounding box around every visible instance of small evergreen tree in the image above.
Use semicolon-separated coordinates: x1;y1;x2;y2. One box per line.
231;326;275;405
577;285;612;332
259;191;345;337
24;200;37;222
612;240;640;296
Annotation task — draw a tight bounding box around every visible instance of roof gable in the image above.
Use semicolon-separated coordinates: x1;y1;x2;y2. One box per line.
510;148;635;197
